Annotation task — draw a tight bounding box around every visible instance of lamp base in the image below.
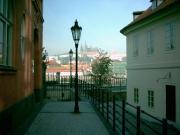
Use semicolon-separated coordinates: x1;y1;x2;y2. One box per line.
74;105;79;113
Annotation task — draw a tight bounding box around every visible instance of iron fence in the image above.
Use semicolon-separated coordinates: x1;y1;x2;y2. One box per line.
45;75;73;101
84;84;179;135
45;73;126;101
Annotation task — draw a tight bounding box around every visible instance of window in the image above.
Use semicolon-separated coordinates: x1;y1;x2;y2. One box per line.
134;88;139;103
133;35;138;57
20;16;26;62
152;0;164;9
0;0;13;66
0;0;4;13
147;30;154;55
165;22;175;50
152;0;157;9
148;90;154;108
0;21;3;64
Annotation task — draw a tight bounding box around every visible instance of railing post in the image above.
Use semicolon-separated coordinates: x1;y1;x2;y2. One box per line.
83;81;84;96
98;88;101;111
86;83;90;99
89;83;90;99
95;86;98;107
122;100;125;135
91;84;93;101
95;86;97;107
97;87;99;108
107;90;109;122
137;106;140;135
86;83;88;98
162;118;167;135
93;85;94;103
102;89;104;116
85;83;89;99
113;94;116;131
98;87;99;108
94;86;96;104
91;76;93;102
120;78;122;91
89;83;91;99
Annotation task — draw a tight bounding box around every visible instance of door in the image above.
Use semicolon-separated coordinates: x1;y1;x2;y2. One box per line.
166;85;176;121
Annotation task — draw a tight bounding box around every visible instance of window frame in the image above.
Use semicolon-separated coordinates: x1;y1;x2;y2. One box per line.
148;90;154;108
133;35;139;57
20;15;26;63
134;88;139;104
165;22;175;51
152;0;157;9
0;0;13;67
147;30;154;55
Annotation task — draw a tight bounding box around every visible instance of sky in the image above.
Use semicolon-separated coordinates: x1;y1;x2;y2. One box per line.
43;0;151;55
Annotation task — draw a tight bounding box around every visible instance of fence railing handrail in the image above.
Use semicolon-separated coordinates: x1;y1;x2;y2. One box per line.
79;78;178;135
126;102;137;109
141;110;162;123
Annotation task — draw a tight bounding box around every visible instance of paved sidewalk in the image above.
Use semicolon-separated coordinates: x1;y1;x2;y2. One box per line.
25;102;110;135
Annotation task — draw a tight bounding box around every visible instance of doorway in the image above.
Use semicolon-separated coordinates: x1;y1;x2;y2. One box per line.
166;85;176;121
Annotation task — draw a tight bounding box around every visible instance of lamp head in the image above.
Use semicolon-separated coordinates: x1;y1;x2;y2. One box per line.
69;49;73;58
71;19;82;46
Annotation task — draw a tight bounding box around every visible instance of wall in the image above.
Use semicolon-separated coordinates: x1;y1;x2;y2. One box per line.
127;69;180;128
127;12;180;68
0;0;43;134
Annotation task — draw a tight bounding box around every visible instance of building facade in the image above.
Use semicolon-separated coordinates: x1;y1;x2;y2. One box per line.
111;60;127;78
0;0;43;134
121;0;180;129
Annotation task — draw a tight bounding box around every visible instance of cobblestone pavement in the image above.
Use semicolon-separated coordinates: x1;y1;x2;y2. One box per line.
25;102;110;135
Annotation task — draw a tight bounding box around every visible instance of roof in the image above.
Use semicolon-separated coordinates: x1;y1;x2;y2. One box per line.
46;64;91;73
48;59;59;65
120;0;180;34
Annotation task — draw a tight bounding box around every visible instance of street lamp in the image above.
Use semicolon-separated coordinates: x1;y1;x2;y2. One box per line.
69;49;73;88
71;19;82;113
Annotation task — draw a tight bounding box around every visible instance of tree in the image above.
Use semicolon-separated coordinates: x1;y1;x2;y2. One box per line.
91;50;112;86
42;48;48;97
42;48;48;70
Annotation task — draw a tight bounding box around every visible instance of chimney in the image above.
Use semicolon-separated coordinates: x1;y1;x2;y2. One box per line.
133;11;144;20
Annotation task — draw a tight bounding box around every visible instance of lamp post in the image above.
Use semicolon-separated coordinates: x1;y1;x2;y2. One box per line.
69;49;73;88
71;19;82;113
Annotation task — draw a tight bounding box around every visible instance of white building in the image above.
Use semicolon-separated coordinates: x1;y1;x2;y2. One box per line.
48;55;61;64
121;0;180;129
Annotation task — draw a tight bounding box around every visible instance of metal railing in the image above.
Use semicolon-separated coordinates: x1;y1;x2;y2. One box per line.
45;73;126;101
83;84;179;135
45;75;73;101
